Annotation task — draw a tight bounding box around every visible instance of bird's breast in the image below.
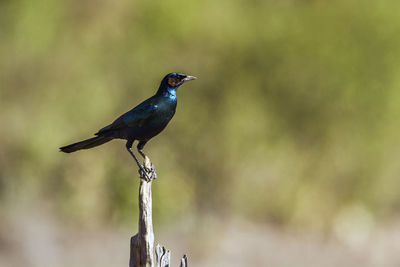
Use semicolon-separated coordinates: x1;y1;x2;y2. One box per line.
131;97;177;141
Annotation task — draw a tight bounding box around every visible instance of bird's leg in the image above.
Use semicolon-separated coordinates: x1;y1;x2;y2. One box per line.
137;141;157;179
137;141;148;159
126;140;151;182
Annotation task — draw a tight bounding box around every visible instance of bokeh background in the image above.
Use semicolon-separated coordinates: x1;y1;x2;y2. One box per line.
1;0;400;266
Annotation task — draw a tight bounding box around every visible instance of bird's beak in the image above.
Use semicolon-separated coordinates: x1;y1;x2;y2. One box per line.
183;75;197;82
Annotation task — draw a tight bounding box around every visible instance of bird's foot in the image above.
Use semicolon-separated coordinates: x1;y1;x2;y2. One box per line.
138;156;157;182
138;166;152;182
145;162;157;180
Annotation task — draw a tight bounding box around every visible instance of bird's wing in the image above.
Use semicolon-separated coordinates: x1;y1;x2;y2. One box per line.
95;98;158;135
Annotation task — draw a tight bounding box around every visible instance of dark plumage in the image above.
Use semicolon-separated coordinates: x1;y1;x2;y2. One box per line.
60;72;196;179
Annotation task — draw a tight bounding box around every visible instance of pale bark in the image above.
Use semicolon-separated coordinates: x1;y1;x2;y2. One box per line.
129;156;188;267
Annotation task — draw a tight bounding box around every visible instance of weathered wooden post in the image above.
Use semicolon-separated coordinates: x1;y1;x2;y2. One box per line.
129;156;188;267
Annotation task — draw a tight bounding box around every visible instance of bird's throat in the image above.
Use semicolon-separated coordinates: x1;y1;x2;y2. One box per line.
162;87;177;101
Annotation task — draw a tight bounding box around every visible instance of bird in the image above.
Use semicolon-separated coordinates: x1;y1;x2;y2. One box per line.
60;72;197;180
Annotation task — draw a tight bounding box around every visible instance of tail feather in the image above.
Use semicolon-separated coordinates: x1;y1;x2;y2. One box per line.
60;136;113;153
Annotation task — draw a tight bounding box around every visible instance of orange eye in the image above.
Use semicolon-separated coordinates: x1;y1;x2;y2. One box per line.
168;77;179;87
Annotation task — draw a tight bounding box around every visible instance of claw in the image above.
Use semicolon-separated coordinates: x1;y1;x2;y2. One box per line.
138;165;152;182
150;163;157;179
140;156;157;181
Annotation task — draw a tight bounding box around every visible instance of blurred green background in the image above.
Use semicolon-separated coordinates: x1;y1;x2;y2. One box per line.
1;0;400;266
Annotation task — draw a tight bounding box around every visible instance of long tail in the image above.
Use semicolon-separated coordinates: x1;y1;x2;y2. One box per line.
59;136;113;153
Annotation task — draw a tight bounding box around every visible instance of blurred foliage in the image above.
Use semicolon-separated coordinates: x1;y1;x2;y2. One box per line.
1;0;400;232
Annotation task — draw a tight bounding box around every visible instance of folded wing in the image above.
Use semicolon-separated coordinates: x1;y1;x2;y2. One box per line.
95;98;158;136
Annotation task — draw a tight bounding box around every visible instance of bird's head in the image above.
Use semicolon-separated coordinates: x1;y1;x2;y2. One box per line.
162;72;197;89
